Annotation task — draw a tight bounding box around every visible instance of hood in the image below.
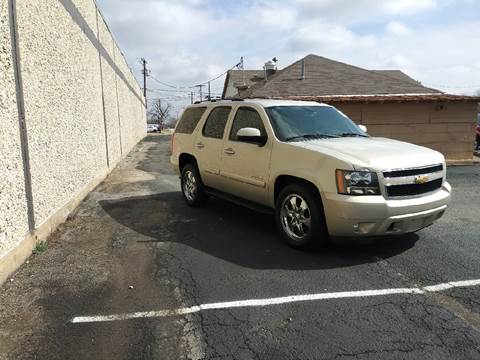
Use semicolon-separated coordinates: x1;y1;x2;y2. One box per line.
291;137;445;170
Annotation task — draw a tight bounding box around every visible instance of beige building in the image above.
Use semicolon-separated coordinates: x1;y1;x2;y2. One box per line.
223;55;479;161
0;0;146;283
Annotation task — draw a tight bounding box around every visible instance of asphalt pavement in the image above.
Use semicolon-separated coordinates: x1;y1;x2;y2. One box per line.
1;134;480;359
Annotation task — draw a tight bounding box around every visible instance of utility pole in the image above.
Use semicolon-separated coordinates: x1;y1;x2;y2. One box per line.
208;81;211;101
140;58;149;108
194;84;204;102
190;92;194;104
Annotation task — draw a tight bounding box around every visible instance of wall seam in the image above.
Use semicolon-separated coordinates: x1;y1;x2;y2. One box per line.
58;0;145;106
93;0;143;94
112;40;123;157
8;0;35;232
95;6;110;168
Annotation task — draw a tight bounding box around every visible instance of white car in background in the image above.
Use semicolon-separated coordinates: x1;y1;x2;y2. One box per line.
147;124;160;133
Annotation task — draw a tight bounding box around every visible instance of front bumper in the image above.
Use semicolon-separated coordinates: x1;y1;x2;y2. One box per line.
323;182;451;237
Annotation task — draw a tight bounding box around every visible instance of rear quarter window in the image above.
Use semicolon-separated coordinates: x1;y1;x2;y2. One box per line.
175;107;207;134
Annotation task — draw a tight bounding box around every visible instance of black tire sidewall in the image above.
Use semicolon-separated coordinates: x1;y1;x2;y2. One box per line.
275;184;328;248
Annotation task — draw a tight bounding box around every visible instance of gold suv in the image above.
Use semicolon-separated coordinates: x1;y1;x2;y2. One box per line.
171;99;451;248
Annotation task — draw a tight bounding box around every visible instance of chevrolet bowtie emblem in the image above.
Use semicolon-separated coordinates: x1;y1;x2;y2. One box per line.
414;175;429;184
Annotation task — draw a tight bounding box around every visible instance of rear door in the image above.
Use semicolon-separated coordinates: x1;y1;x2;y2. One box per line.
220;106;273;205
194;106;232;189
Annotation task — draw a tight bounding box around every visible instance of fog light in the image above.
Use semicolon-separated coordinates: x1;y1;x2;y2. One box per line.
353;222;376;234
386;222;403;233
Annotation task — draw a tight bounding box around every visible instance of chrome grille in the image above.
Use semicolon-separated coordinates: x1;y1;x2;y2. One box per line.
383;164;443;178
383;164;444;198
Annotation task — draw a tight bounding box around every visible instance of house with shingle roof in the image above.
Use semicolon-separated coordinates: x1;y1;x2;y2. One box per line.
223;54;479;160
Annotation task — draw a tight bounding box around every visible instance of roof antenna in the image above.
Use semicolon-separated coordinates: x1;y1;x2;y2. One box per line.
300;58;306;80
238;56;245;85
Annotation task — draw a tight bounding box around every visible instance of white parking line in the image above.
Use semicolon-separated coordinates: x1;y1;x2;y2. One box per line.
70;279;480;324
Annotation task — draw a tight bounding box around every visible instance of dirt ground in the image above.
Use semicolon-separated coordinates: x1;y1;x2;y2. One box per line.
0;135;189;360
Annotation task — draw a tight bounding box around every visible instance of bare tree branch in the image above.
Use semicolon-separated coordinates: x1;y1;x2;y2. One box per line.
148;99;171;128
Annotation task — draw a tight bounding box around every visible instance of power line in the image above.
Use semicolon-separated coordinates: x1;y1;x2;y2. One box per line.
147;57;244;92
191;58;243;88
147;88;193;93
145;57;244;110
149;75;189;89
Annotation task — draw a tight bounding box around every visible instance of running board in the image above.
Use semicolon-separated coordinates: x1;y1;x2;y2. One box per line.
204;188;274;215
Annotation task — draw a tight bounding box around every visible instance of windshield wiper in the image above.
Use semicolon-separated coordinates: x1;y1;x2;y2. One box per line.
337;133;368;138
284;133;339;142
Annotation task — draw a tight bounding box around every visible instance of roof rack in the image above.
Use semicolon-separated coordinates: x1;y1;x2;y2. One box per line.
193;99;244;104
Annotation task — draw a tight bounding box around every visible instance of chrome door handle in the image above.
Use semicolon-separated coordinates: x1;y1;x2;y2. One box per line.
224;148;235;155
196;142;205;149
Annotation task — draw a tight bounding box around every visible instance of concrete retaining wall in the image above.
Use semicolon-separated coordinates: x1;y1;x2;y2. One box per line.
0;1;30;259
0;0;146;283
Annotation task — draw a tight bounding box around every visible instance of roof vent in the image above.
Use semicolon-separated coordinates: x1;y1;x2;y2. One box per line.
264;59;277;80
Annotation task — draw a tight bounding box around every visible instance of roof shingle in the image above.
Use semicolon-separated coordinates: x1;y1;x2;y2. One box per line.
227;54;442;99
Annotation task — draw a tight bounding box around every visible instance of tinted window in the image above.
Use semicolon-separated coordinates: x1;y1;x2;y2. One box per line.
265;106;367;141
175;107;206;134
202;107;231;139
230;107;267;141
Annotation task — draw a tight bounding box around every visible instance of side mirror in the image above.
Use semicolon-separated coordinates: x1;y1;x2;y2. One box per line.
236;127;267;146
358;124;368;133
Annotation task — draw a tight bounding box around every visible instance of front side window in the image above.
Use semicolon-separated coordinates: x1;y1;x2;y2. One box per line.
265;106;367;141
175;107;206;134
229;107;267;141
202;107;231;139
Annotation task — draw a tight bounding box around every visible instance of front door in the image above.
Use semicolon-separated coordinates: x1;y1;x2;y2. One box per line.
194;106;231;190
220;106;272;205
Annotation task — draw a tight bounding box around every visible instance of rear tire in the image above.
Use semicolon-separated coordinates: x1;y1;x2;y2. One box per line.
275;183;329;248
181;163;209;207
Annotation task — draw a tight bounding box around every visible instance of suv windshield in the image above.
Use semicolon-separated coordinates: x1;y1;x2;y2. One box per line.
265;106;367;142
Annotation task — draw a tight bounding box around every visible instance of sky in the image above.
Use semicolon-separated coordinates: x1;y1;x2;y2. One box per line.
96;0;480;116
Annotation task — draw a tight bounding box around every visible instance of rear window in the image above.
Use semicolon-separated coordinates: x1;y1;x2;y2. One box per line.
175;107;206;134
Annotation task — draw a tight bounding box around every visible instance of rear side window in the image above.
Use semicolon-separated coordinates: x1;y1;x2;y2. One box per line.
229;107;267;141
175;107;206;134
202;107;231;139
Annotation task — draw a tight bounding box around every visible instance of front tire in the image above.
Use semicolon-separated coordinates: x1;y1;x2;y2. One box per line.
275;183;328;248
181;163;208;207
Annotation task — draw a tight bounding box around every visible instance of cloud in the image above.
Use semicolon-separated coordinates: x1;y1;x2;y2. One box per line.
383;0;437;15
293;0;439;23
95;0;480;112
386;21;413;36
286;21;377;54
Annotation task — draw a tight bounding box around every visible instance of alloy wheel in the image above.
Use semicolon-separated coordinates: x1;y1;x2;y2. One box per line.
280;194;312;241
183;170;197;201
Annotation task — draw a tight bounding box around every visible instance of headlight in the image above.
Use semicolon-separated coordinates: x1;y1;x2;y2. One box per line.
336;170;380;195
